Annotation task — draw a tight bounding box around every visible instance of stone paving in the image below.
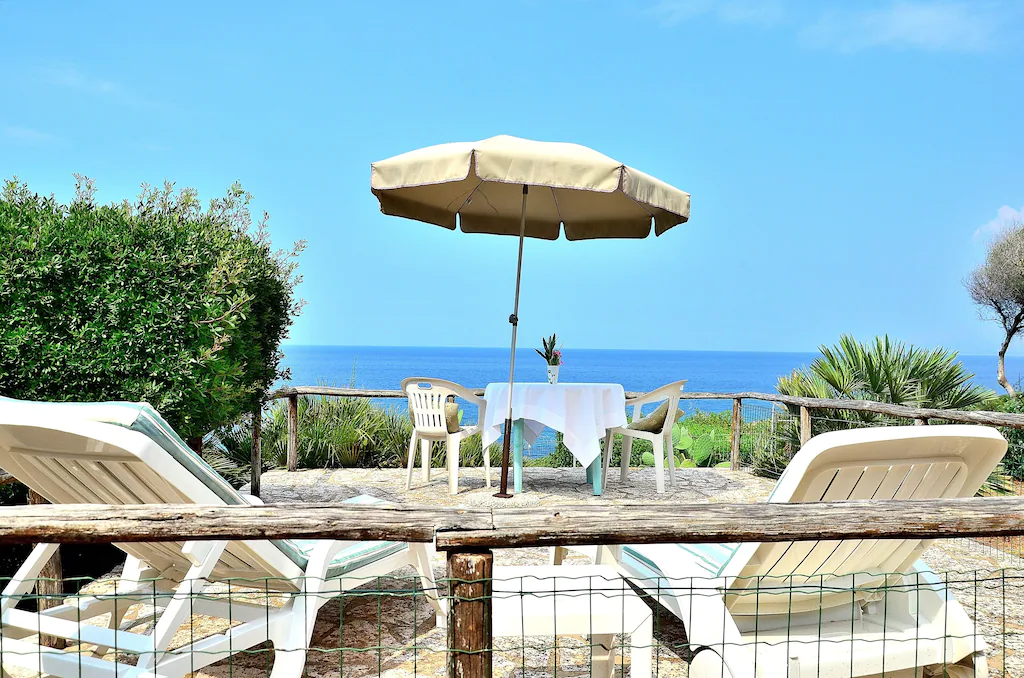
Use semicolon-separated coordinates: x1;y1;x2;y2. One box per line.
244;465;774;507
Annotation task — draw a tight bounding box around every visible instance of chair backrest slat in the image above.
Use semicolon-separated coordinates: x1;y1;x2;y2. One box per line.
401;377;483;436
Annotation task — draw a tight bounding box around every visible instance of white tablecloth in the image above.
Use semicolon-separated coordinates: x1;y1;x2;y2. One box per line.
481;383;627;467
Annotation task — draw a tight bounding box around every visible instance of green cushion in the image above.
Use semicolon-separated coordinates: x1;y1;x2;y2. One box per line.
624;541;739;578
445;401;462;434
627;401;683;433
287;495;407;577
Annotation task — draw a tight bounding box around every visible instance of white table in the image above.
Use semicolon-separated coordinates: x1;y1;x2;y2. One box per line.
482;383;627;495
492;565;653;678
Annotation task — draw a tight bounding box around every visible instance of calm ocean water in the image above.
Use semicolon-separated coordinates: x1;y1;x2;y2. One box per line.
281;346;1024;456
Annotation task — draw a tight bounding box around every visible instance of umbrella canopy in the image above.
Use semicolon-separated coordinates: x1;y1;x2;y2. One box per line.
371;134;690;239
372;135;690;497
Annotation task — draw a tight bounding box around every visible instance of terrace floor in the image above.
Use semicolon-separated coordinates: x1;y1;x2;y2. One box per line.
246;465;776;506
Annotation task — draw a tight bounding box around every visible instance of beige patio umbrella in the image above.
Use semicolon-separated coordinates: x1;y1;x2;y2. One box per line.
371;135;690;496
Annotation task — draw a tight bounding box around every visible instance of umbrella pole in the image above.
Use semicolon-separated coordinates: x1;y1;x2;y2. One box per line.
495;185;529;498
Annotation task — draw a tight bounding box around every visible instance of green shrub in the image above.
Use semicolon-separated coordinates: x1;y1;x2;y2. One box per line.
256;396;405;470
530;410;733;469
0;480;28;506
0;177;303;445
206;394;502;481
671;411;733;467
778;335;994;412
979;394;1024;481
748;411;796;479
774;338;1009;494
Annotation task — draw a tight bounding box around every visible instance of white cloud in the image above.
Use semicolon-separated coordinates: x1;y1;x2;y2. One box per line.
34;64;158;109
2;125;59;145
975;205;1024;240
39;65;119;94
647;1;1022;53
802;1;1007;52
651;0;784;26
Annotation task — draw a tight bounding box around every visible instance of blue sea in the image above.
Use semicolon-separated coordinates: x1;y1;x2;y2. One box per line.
279;346;1024;456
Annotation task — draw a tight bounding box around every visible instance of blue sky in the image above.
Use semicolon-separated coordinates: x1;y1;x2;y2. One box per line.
2;1;1023;355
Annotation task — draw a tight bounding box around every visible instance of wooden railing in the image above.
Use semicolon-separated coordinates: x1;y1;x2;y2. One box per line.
4;497;1024;678
5;497;1024;546
252;386;1024;496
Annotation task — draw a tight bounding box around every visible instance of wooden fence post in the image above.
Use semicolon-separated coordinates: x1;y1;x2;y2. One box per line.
27;491;65;649
448;549;493;678
287;393;298;472
730;398;742;470
250;405;262;498
799;406;812;446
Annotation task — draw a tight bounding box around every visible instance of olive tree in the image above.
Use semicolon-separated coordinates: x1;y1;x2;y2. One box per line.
0;176;304;448
966;221;1024;395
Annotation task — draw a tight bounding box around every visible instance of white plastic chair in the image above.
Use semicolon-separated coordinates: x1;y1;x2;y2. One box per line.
402;377;489;495
601;379;687;494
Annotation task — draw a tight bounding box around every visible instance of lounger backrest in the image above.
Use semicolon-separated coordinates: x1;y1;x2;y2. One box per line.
0;400;308;589
721;425;1006;616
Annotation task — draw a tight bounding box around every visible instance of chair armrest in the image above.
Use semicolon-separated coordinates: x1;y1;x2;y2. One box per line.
624;380;688;407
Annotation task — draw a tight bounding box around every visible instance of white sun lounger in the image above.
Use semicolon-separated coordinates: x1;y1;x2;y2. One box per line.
565;425;1006;678
0;398;443;678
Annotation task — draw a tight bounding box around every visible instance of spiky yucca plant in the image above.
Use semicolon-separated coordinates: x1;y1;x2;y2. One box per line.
779;335;994;411
774;335;1008;493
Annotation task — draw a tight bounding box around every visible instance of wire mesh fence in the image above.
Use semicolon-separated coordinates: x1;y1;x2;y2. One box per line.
3;542;1024;677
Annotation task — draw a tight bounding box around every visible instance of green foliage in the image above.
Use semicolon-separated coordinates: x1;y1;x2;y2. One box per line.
531;410;733;470
748;410;797;479
0;177;304;442
775;335;1008;494
202;416;258;486
965;221;1024;395
535;333;562;366
978;393;1024;481
264;396;410;469
671;411;733;467
776;335;994;447
778;335;995;412
207;394;500;482
0;480;28;506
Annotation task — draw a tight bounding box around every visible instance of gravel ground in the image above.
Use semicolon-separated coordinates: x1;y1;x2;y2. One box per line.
9;468;1020;677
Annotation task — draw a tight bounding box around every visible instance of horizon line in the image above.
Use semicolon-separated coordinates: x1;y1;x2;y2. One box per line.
279;343;1012;359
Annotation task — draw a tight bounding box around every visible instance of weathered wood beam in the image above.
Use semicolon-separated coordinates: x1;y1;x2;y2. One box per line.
448;550;493;678
679;392;1024;428
286;393;298;472
730;398;742;470
435;496;1024;550
250;406;262;498
800;406;812;445
27;491;65;649
0;503;492;545
4;498;1024;549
